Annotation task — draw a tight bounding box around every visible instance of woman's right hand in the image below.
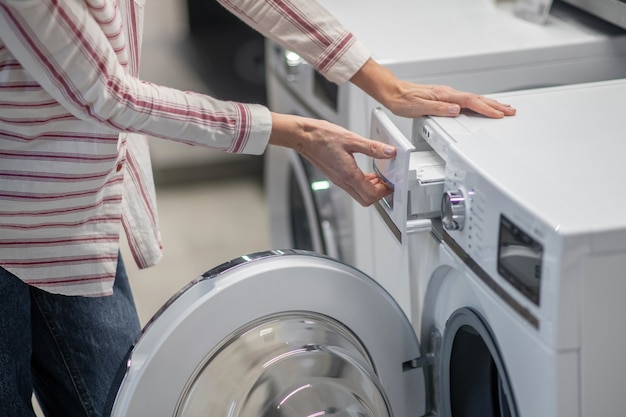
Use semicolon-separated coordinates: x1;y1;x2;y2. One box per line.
268;113;395;206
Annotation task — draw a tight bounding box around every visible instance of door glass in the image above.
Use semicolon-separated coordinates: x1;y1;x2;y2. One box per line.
175;312;391;417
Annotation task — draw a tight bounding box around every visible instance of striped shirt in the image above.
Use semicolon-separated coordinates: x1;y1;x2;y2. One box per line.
0;0;371;296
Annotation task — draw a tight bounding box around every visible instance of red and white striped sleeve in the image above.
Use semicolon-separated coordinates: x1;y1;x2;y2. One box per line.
0;0;271;155
217;0;372;84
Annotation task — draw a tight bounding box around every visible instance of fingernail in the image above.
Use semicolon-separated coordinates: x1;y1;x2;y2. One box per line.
384;146;395;155
448;105;460;114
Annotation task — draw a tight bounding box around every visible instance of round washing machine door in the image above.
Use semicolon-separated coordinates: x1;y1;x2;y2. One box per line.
106;250;425;417
422;258;520;417
437;307;519;417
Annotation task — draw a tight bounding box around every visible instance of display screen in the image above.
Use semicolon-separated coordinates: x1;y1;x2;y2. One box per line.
497;215;543;305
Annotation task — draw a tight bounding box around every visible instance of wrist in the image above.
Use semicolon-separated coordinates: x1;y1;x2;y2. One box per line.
268;112;309;153
349;59;400;107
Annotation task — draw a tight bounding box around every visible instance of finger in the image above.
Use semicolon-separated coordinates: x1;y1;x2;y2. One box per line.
465;96;517;118
426;98;515;119
363;179;394;206
417;100;466;118
324;166;372;206
346;137;397;159
346;173;394;207
480;97;517;116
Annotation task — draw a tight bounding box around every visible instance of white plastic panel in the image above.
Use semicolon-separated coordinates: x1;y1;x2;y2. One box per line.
370;108;415;243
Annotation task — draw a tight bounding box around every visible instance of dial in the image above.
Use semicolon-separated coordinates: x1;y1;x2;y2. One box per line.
441;190;466;231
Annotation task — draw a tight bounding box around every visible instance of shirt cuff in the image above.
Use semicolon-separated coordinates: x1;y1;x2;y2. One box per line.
235;103;273;155
320;38;371;85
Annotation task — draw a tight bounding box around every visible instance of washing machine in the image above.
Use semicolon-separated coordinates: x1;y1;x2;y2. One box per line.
264;0;626;279
384;77;626;415
107;79;626;417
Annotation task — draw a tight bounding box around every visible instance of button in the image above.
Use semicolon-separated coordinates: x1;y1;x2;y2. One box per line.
116;163;124;172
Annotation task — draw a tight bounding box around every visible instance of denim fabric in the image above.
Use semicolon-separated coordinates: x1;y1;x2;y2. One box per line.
0;256;141;417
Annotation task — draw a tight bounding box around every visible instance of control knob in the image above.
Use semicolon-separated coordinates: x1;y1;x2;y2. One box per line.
441;190;466;231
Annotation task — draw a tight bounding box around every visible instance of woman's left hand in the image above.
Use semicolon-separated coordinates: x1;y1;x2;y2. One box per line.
350;59;517;119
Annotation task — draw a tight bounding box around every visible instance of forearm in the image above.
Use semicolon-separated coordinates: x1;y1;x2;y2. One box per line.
0;0;271;154
216;0;370;84
349;58;399;106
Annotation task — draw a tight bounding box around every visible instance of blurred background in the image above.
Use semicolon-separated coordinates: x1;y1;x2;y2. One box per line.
121;0;271;325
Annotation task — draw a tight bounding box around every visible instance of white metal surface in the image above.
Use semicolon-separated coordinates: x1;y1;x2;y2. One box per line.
419;79;626;235
422;249;573;416
368;109;442;320
321;0;622;69
414;79;626;416
108;251;424;417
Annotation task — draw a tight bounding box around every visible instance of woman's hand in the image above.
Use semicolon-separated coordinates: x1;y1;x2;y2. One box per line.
268;60;516;208
350;59;517;119
269;113;395;206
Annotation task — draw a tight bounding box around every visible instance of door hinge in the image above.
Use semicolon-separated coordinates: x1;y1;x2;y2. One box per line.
402;353;435;371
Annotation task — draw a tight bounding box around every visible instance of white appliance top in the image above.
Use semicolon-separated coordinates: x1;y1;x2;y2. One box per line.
423;78;626;236
317;0;626;72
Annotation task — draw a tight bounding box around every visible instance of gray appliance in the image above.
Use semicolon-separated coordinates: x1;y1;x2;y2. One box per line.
562;0;626;29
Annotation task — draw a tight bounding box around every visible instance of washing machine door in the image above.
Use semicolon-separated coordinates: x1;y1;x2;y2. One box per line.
107;250;425;417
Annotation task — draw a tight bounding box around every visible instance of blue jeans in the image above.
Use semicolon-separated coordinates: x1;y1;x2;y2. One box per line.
0;256;141;417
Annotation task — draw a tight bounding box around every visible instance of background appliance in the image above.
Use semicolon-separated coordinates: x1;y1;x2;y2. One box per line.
264;0;626;283
561;0;626;29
